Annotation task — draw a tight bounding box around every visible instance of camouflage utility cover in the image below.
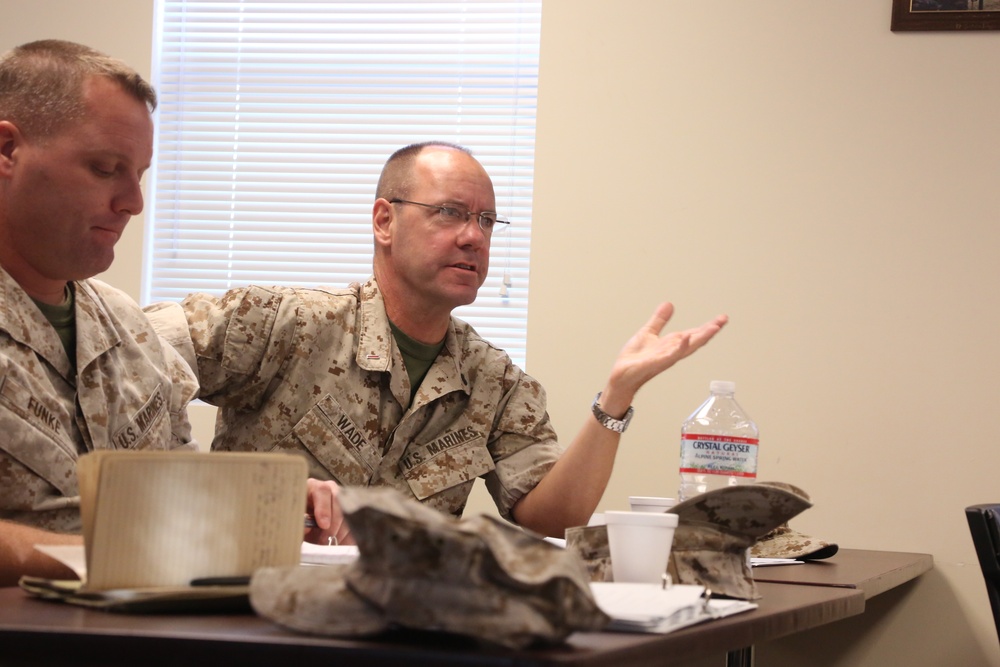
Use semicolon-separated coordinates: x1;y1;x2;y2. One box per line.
565;524;612;583
146;277;563;523
749;481;838;560
0;269;197;532
750;523;839;560
250;486;609;648
668;481;813;599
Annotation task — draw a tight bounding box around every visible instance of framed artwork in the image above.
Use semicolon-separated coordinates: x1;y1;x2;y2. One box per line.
891;0;1000;31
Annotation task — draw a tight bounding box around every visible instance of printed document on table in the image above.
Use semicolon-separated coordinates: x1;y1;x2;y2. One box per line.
590;582;757;634
300;542;359;565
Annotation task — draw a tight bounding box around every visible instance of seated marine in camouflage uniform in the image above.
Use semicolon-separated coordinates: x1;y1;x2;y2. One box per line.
0;41;199;585
149;142;729;543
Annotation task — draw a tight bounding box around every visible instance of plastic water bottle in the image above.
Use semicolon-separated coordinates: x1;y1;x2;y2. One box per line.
678;380;759;502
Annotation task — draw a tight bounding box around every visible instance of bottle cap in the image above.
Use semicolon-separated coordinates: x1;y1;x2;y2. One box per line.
709;380;735;394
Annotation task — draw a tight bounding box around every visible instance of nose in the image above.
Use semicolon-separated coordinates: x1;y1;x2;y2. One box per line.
456;215;489;249
114;174;145;217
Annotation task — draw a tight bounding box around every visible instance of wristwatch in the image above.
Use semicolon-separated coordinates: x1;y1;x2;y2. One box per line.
591;392;634;433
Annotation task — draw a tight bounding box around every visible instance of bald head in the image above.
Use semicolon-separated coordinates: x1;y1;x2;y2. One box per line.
376;141;475;202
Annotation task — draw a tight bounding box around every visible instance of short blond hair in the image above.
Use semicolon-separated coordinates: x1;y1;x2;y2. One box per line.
0;39;157;139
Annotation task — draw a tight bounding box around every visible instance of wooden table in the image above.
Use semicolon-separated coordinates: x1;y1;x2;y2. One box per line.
0;582;862;667
0;549;931;667
752;548;933;599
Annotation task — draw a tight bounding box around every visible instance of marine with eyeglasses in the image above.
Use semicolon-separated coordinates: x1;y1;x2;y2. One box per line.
147;141;727;544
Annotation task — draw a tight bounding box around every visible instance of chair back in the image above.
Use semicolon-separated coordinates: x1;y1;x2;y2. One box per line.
966;504;1000;644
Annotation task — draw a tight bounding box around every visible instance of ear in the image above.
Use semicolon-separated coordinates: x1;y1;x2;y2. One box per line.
0;121;20;178
372;198;395;248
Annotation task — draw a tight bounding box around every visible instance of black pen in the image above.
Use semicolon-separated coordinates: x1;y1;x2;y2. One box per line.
190;576;251;587
304;513;317;528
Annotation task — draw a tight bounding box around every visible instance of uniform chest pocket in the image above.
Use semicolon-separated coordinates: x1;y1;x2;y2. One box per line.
0;373;78;496
280;395;381;486
401;436;494;501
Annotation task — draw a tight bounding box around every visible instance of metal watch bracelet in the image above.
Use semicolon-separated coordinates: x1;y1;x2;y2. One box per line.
591;392;634;433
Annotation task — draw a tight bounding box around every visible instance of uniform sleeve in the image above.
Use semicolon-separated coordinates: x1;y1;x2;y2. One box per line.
484;368;564;521
160;338;199;451
144;301;198;376
146;286;294;412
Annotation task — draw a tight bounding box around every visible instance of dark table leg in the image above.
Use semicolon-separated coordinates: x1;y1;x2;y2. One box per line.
726;646;753;667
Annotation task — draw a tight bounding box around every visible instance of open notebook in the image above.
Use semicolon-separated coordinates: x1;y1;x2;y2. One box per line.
20;451;307;612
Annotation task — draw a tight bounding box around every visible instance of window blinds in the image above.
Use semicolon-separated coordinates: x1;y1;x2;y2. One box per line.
146;0;539;367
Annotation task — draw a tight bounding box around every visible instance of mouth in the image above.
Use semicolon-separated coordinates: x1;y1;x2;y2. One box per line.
93;225;125;242
452;263;478;273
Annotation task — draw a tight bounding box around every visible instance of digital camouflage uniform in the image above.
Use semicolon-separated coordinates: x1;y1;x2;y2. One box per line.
0;268;198;532
146;277;563;522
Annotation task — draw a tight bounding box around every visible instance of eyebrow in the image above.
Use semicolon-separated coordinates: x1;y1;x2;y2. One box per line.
441;200;497;214
86;147;152;172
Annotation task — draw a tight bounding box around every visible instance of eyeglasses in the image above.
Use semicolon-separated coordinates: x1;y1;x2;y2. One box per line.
389;199;510;234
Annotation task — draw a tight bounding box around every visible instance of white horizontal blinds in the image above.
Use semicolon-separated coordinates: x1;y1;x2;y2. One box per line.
147;0;539;367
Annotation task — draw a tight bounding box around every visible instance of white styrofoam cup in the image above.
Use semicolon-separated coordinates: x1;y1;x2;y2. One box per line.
605;510;678;584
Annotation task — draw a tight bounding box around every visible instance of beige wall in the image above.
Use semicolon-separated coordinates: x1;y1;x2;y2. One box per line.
4;2;999;665
527;2;999;666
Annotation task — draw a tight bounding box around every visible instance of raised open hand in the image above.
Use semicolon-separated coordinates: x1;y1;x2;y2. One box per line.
608;302;728;399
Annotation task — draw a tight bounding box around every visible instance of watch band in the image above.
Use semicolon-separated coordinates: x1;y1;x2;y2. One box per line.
591;392;634;433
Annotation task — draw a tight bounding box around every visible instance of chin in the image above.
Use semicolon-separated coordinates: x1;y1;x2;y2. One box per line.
448;291;479;309
76;259;114;281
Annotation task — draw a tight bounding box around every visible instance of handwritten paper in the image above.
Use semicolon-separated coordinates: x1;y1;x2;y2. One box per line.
77;451;307;590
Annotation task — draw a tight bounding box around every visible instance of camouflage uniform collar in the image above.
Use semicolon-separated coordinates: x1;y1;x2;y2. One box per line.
356;277;469;401
0;267;76;378
71;279;124;371
356;277;393;373
1;271;124;379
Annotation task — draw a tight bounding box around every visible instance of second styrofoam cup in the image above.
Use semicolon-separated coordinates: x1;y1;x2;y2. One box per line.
604;510;678;584
628;496;676;513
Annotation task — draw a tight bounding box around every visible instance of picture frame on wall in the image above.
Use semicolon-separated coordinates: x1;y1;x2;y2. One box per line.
891;0;1000;31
